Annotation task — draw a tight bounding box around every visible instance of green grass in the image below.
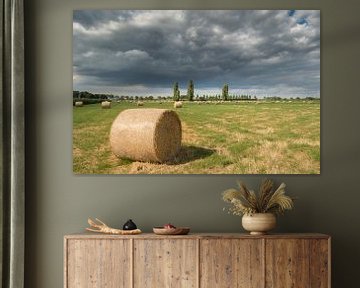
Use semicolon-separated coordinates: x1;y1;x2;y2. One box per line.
73;101;320;174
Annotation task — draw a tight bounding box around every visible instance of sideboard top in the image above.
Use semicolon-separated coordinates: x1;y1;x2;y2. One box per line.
64;232;330;240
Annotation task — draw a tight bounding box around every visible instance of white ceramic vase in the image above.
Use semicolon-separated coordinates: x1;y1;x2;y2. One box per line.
242;213;276;235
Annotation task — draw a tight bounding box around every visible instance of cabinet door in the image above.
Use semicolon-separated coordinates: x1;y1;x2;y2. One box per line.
266;239;309;288
309;239;330;288
200;239;264;288
66;239;131;288
134;239;198;288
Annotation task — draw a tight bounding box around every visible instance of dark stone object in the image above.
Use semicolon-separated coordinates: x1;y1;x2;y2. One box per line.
123;219;137;230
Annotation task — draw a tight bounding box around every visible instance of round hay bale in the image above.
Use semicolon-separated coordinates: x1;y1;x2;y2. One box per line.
174;101;182;108
101;101;111;109
75;101;83;107
137;101;144;106
110;108;182;163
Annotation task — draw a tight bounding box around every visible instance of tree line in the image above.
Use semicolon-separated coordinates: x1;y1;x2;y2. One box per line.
73;84;319;104
73;88;257;102
173;81;257;101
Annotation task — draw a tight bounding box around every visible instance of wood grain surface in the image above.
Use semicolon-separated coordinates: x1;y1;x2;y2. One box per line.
310;239;330;288
64;233;330;288
265;239;310;287
200;239;264;288
133;239;198;288
66;239;131;288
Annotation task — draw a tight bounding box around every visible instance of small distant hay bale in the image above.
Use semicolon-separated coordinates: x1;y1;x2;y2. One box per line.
110;109;182;163
75;101;83;107
137;101;144;106
101;101;111;109
174;101;183;108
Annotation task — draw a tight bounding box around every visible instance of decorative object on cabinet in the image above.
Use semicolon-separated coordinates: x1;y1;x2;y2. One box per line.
222;179;294;234
86;218;142;235
122;219;138;230
153;227;190;235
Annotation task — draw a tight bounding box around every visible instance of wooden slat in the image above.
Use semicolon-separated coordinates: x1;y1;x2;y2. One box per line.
200;239;264;288
133;239;197;288
130;238;134;288
310;239;330;288
196;239;200;288
64;238;68;288
265;239;310;288
65;233;330;240
66;239;131;288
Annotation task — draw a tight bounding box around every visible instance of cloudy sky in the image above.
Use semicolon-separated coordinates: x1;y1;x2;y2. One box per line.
73;10;320;98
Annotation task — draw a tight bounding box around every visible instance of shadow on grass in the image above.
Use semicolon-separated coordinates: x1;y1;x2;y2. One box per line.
167;145;215;165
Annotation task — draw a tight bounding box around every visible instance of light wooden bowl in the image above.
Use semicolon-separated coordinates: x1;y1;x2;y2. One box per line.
153;227;190;235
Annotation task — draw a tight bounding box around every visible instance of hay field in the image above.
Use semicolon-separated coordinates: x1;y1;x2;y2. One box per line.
73;101;320;174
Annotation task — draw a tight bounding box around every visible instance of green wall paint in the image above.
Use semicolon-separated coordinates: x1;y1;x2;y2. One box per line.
25;0;360;287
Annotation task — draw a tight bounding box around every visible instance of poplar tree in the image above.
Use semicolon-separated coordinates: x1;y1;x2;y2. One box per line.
187;80;194;101
222;84;229;101
173;82;180;101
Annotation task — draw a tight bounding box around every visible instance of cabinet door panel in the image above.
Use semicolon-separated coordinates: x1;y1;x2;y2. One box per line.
200;239;264;288
310;239;330;288
265;239;310;288
134;239;198;288
66;239;131;288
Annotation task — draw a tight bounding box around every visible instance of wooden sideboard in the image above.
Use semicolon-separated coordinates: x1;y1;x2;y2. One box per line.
64;233;330;288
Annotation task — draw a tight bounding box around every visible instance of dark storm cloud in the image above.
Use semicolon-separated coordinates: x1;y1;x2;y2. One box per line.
73;10;320;97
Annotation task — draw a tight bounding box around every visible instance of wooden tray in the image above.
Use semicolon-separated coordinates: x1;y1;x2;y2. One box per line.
153;227;190;235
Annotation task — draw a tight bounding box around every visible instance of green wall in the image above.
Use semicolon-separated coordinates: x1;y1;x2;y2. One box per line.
25;0;360;287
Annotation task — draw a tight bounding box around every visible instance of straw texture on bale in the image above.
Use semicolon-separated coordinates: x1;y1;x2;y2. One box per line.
101;101;111;109
110;109;182;163
174;101;183;108
75;101;83;107
137;101;144;106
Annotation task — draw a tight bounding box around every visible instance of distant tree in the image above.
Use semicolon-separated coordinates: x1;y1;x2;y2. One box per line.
173;82;180;101
73;91;80;99
187;80;194;101
222;84;229;101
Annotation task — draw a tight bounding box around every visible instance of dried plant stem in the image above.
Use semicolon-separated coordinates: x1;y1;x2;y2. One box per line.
86;218;142;235
222;179;294;216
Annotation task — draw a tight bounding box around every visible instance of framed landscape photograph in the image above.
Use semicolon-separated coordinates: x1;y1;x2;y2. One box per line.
73;10;320;174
